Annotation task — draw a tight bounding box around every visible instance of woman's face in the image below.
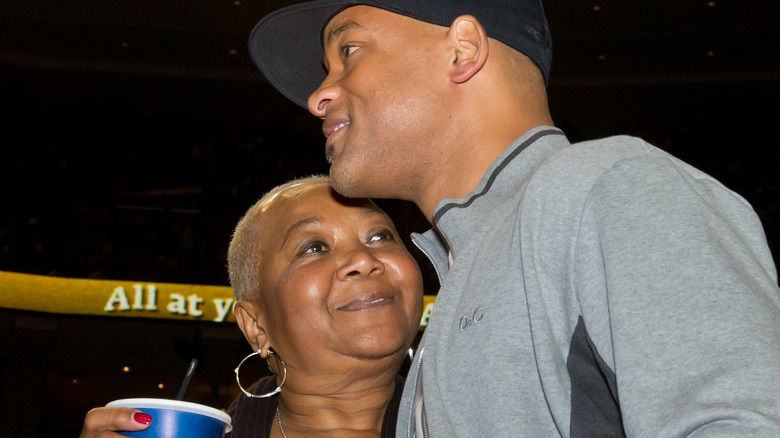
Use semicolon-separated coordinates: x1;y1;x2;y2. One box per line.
256;183;423;374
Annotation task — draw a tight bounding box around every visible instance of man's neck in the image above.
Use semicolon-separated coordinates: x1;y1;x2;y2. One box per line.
416;121;550;223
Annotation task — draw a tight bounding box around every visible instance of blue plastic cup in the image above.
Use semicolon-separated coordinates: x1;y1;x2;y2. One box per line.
106;398;232;438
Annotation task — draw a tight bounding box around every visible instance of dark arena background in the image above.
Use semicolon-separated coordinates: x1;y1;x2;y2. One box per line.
1;1;779;435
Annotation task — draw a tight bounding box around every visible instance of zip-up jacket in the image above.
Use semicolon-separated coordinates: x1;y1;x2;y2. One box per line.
398;126;780;437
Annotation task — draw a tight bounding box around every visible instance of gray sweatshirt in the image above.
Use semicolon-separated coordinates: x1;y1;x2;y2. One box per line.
399;126;780;437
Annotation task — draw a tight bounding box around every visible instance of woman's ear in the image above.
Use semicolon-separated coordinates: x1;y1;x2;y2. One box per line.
447;15;489;84
234;300;271;355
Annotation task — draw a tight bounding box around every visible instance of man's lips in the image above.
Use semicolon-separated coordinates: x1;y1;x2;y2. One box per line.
322;119;350;139
323;119;350;164
336;293;395;311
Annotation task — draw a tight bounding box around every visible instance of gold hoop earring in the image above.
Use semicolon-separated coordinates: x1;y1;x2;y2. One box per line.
234;348;287;398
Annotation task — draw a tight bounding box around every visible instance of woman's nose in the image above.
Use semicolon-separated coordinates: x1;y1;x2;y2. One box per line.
336;248;385;280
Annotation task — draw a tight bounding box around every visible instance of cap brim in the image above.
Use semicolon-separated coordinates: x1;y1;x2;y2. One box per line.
249;0;357;109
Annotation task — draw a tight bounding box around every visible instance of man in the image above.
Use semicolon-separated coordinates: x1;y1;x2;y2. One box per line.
248;1;780;436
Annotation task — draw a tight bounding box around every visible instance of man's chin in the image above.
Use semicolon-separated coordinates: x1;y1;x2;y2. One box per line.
330;163;403;200
329;166;368;198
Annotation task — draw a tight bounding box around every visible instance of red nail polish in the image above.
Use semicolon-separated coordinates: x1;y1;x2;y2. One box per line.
134;412;153;425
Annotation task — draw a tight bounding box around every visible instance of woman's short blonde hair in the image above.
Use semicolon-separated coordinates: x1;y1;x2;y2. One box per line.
227;175;330;301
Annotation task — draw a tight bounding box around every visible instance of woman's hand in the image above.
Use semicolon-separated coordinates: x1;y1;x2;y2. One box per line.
80;407;152;437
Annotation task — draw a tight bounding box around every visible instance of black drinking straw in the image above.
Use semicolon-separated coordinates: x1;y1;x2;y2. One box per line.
176;358;198;400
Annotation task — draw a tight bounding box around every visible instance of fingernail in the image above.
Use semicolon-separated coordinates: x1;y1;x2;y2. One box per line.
134;412;153;425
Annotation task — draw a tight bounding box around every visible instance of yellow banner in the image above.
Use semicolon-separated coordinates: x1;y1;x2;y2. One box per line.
0;271;436;329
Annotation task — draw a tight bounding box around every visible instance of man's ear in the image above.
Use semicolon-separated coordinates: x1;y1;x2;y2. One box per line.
234;300;271;356
447;15;489;84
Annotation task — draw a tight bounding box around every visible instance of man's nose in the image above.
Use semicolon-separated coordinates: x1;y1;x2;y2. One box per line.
307;80;340;117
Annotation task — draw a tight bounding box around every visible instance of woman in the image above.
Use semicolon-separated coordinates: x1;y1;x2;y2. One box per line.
81;175;424;437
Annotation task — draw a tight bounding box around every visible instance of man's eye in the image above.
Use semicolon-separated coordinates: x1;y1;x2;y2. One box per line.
369;230;395;243
341;45;358;59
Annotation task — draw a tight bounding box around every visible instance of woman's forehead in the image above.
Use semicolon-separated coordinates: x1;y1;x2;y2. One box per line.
265;185;383;230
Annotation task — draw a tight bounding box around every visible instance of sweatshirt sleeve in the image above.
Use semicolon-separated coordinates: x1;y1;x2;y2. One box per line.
575;150;780;436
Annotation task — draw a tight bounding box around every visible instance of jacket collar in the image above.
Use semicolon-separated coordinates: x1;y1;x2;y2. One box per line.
412;126;568;276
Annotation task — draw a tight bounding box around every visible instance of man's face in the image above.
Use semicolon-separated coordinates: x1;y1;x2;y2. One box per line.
256;183;423;374
307;6;450;201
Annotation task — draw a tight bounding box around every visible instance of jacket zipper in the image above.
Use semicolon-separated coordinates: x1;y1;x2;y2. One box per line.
412;237;444;286
408;226;448;438
406;345;426;438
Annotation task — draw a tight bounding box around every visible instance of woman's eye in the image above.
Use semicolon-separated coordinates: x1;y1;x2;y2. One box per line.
369;229;395;243
299;240;329;256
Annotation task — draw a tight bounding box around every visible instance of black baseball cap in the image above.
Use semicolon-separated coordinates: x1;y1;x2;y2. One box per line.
249;0;552;109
